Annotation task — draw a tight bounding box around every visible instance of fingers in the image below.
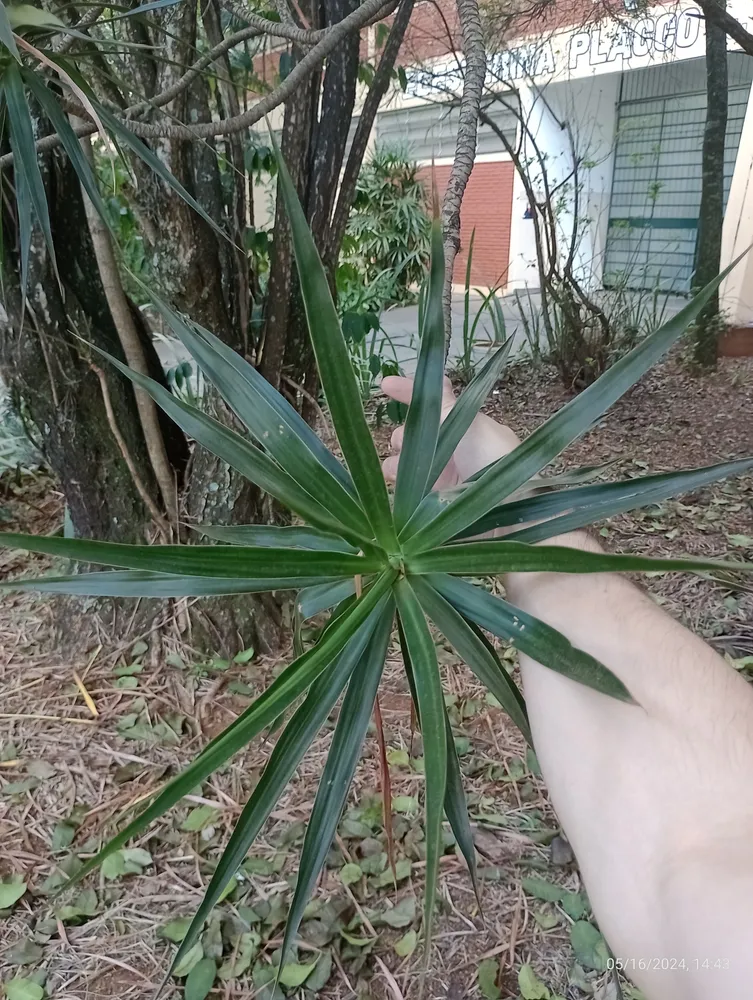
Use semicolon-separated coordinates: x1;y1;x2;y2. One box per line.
380;375;413;405
381;375;455;411
382;454;400;484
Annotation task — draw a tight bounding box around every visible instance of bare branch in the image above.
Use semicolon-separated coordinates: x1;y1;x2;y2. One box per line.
219;0;399;45
219;0;328;45
127;24;264;118
697;0;753;56
56;5;105;53
0;0;399;166
441;0;485;348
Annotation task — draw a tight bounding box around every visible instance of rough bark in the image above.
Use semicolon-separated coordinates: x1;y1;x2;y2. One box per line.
202;0;250;345
284;0;361;422
441;0;485;352
126;2;237;341
125;3;284;653
326;0;415;266
262;0;361;424
693;8;728;368
260;62;319;390
81;137;179;532
698;0;753;56
0;154;164;543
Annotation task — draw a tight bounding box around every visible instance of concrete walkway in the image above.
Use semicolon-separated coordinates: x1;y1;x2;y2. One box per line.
379;288;685;376
379;291;535;375
152;287;686;385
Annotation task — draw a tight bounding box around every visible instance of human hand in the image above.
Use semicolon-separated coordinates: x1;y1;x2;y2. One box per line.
380;375;521;490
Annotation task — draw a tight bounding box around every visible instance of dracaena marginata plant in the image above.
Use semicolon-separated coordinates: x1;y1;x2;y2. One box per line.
2;141;753;985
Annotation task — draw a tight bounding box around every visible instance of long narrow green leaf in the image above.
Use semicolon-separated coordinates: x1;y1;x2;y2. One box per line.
454;457;753;541
426;338;513;493
271;133;397;550
0;570;342;597
409;539;753;578
394;577;447;961
168;617;379;979
94;103;231;246
402;258;748;551
404;462;611;544
297;578;357;619
13;122;32;305
410;575;531;742
149;303;369;537
468;460;611;488
0;531;379;579
398;617;476;894
63;570;396;888
197;524;356;552
176;314;356;496
393;218;446;527
278;601;394;969
110;0;182;19
508;457;753;544
91;344;366;543
5;64;56;290
0;1;20;60
442;708;480;904
23;70;110;227
430;574;633;702
462;230;475;358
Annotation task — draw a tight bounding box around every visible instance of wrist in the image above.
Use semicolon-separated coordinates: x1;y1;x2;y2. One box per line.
503;530;603;606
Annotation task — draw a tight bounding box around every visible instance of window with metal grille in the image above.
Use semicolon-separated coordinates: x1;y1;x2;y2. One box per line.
374;98;518;161
604;53;753;293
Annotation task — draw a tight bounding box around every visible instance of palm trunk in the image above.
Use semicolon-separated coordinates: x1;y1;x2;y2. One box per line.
693;8;728;367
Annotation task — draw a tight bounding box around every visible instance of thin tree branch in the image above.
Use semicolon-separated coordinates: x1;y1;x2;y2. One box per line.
91;365;172;542
57;5;105;53
327;0;415;263
127;24;264;118
441;0;485;351
220;0;399;44
220;0;326;44
696;0;753;57
0;0;399;166
80;133;179;532
273;0;298;27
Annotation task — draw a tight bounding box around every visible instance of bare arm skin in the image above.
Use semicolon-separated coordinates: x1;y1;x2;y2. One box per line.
382;376;753;1000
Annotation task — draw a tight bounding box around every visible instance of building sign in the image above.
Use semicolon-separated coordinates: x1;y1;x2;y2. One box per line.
490;5;707;81
407;0;752;98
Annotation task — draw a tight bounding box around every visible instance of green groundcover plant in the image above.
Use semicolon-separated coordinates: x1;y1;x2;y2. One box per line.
2;142;753;990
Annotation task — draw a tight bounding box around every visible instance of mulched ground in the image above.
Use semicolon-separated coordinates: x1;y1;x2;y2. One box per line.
0;353;751;1000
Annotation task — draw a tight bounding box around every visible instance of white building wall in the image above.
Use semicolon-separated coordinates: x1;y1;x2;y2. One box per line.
506;74;620;291
721;87;753;324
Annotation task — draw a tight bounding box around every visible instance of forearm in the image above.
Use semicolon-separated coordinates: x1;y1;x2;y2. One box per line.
504;534;753;1000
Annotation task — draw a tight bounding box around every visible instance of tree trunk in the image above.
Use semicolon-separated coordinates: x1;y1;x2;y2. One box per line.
123;2;285;654
0;152;175;544
441;0;485;352
326;0;416;266
693;8;728;368
262;0;360;424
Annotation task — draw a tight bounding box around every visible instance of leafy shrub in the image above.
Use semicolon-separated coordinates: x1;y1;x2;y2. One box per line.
2;146;752;992
338;145;430;313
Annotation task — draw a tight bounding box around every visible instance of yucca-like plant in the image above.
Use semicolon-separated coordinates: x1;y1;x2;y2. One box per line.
2;144;753;987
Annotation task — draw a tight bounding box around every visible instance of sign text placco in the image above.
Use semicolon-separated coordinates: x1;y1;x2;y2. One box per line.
489;5;709;82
